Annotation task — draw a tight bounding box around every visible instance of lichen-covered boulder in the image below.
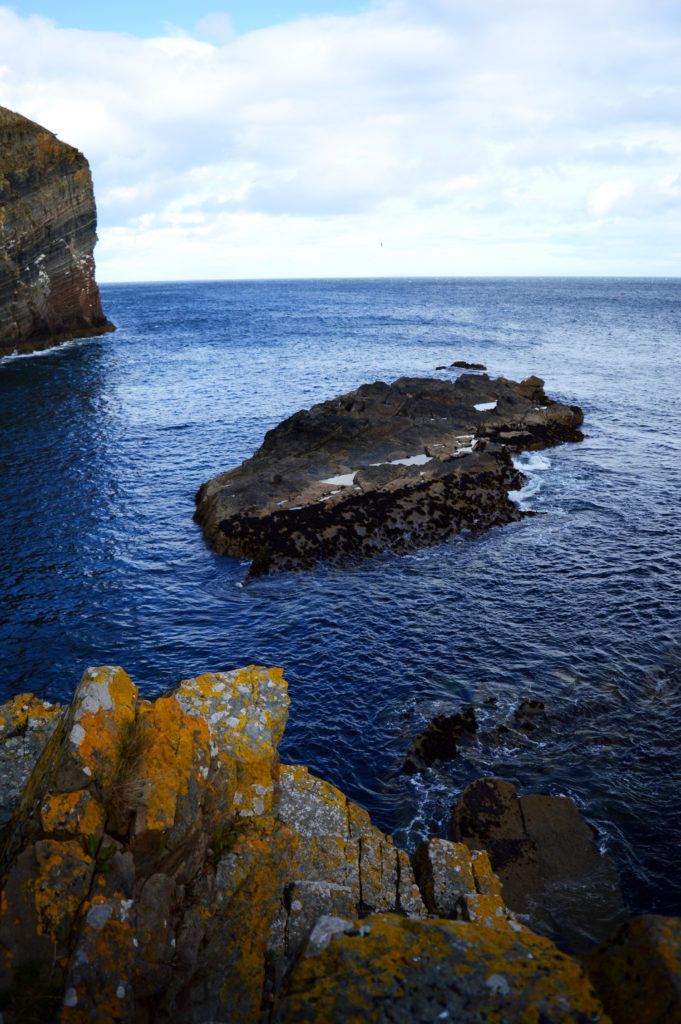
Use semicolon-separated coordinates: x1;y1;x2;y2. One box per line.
275;764;426;922
584;915;681;1024
0;665;293;1022
174;666;290;820
273;912;610;1023
0;693;62;827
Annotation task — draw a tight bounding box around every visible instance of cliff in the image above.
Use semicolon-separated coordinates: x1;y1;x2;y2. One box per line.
1;667;678;1022
0;106;114;357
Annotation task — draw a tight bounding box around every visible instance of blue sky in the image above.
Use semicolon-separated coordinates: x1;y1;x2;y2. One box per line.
5;0;370;35
1;1;680;280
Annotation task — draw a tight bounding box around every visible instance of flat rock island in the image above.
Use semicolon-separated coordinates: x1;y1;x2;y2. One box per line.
194;373;584;577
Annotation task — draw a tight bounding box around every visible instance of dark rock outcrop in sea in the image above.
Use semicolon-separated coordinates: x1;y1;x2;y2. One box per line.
194;373;584;577
451;777;628;954
0;670;625;1022
0;105;114;357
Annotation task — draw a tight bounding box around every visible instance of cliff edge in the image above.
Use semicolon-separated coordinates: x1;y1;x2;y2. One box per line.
0;106;114;357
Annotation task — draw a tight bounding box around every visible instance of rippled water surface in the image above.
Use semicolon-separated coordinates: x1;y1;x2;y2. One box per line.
1;277;680;917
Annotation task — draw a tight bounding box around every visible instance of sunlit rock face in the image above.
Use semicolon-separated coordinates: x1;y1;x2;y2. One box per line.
0;105;114;357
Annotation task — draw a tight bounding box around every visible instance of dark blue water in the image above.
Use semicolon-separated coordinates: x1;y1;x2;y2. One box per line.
1;278;680;918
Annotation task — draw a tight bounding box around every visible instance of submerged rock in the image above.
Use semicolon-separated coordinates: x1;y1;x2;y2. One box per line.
451;777;628;953
402;706;478;774
194;373;583;577
0;105;114;357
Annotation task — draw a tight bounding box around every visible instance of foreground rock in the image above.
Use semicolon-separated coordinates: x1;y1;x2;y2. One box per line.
0;105;114;357
275;913;605;1023
584;915;681;1024
451;777;628;953
195;373;583;577
0;668;616;1023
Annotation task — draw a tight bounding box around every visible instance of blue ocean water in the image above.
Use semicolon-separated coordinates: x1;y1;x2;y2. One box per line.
1;277;680;918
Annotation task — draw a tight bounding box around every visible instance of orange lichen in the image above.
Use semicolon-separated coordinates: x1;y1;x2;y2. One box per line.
135;696;210;834
68;667;139;786
471;850;503;898
0;694;62;738
276;913;609;1023
176;666;289;819
39;790;105;839
30;839;94;944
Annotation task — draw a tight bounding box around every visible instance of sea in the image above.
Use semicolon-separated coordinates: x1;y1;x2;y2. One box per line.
1;277;680;921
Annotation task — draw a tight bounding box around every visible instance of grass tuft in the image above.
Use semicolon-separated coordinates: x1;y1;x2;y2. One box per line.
102;712;150;835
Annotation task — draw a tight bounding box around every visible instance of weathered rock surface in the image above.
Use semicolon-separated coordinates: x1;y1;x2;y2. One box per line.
273;913;607;1023
584;915;681;1024
194;373;583;577
451;777;628;953
0;105;114;357
0;694;62;827
0;668;630;1023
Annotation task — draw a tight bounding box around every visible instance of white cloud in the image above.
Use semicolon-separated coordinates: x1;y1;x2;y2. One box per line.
1;1;680;278
587;180;635;217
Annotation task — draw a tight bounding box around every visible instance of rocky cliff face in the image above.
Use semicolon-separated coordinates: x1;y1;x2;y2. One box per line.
2;665;677;1022
0;106;114;357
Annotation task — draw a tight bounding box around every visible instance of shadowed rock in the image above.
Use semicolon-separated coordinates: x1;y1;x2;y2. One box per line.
585;915;681;1024
451;777;628;953
402;707;477;774
194;373;583;577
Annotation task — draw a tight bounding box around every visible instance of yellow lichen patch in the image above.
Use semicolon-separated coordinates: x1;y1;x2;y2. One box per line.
60;904;137;1024
135;695;210;834
276;913;609;1024
0;693;62;739
584;914;681;1024
462;892;507;928
29;839;94;946
471;850;503;898
39;790;105;840
65;667;139;788
347;800;373;838
202;821;296;1023
175;666;289;819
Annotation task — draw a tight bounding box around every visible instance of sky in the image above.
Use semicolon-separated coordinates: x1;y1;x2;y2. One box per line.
1;0;680;281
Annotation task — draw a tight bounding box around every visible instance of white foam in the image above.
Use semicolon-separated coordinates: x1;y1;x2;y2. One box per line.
509;451;551;508
513;451;551;473
0;333;103;364
474;400;497;411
